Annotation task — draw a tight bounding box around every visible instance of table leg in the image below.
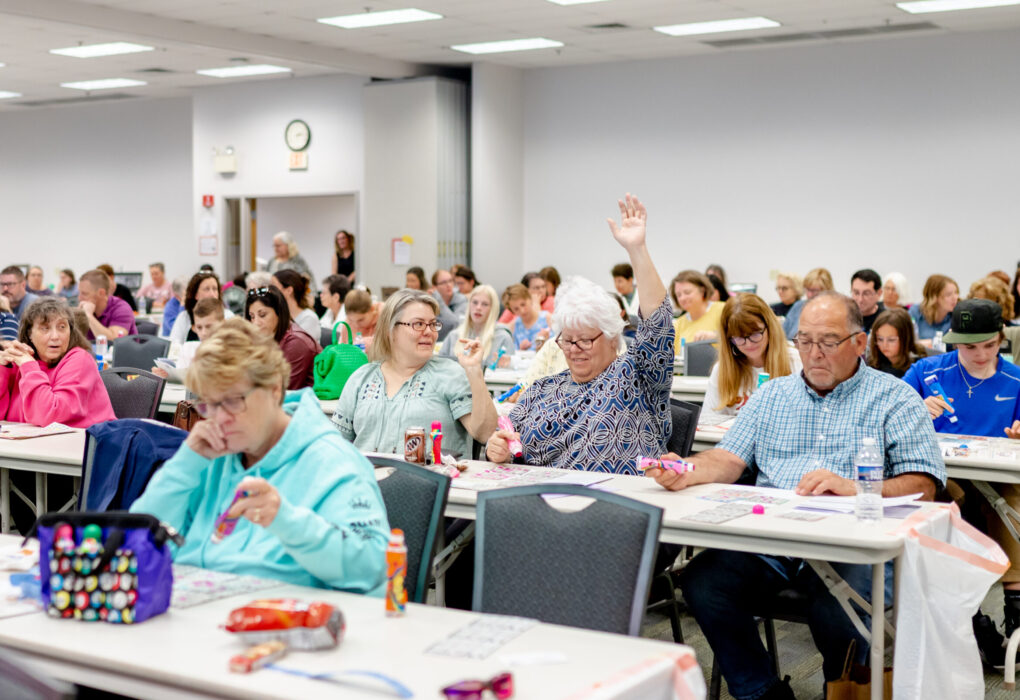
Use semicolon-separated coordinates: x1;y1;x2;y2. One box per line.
35;472;47;520
433;527;446;607
1;468;10;534
871;562;884;700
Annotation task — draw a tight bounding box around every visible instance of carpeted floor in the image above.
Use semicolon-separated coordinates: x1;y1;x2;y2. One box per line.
641;583;1017;699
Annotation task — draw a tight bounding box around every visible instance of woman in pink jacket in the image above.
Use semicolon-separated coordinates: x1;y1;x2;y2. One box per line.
0;297;116;427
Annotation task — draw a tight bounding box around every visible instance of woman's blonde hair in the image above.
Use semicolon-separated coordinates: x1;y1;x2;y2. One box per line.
775;273;802;300
919;274;957;325
369;289;440;363
970;275;1015;323
186;318;290;401
456;284;500;361
802;268;834;292
502;284;531;308
715;293;792;410
273;231;300;259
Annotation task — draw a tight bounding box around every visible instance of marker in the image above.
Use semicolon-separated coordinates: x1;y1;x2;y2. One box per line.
497;383;523;403
636;456;695;473
211;488;252;543
497;416;523;457
923;375;959;424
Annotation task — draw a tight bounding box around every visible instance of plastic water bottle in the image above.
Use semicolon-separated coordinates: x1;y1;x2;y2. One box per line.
855;438;884;523
354;332;366;351
933;331;945;353
95;336;108;371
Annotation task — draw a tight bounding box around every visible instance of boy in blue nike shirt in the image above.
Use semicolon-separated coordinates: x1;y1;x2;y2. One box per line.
903;298;1020;668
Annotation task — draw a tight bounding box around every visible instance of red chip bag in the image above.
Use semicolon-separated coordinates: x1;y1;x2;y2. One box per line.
224;599;344;650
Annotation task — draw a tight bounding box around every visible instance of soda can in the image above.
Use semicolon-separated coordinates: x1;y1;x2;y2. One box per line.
404;427;426;464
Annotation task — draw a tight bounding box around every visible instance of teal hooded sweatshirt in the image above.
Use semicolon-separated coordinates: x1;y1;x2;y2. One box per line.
131;388;389;595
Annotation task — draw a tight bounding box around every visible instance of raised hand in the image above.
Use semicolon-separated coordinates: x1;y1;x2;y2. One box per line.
606;193;647;251
457;338;484;371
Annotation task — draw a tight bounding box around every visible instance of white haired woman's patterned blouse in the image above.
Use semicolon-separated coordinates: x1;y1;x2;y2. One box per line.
508;297;674;474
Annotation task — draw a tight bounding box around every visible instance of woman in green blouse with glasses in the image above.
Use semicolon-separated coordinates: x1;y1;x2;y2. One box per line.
331;289;498;459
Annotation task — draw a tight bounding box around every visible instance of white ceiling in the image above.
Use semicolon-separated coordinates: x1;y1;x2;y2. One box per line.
1;0;1019;109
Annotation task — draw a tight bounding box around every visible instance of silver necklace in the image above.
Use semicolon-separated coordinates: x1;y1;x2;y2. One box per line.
958;362;991;399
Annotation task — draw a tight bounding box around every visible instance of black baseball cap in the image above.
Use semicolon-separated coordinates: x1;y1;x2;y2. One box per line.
943;298;1003;344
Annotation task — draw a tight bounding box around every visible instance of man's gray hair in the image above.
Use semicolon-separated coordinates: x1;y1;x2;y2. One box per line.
806;291;863;334
171;275;188;296
552;276;626;340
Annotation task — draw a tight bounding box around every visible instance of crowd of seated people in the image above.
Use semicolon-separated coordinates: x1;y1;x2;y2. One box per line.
5;206;1020;697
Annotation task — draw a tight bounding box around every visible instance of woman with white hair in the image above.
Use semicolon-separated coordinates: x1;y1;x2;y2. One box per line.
266;231;313;280
439;284;513;368
486;194;673;474
883;272;911;310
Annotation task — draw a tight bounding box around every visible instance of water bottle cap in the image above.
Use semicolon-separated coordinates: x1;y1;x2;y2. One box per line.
389;528;405;546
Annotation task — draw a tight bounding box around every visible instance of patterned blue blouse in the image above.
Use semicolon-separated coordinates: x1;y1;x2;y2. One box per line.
509;297;674;474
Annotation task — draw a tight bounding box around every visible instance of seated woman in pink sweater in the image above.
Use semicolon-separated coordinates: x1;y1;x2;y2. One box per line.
0;297;116;427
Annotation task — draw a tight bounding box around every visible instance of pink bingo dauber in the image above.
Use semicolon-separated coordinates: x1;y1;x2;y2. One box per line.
636;456;695;474
497;416;523;458
211;488;251;543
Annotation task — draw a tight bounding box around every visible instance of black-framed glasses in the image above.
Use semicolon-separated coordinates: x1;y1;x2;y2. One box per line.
555;332;603;352
247;287;271;298
793;333;859;355
730;329;766;347
396;319;442;332
194;387;258;417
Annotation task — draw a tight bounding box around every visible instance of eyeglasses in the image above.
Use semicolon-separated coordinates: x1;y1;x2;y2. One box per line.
730;329;766;347
793;333;859;355
396;319;443;332
441;673;513;699
0;281;18;288
775;285;792;292
555;332;603;352
194;387;257;418
247;287;271;298
435;278;455;287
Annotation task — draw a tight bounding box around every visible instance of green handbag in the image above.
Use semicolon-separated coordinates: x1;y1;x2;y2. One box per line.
313;321;368;400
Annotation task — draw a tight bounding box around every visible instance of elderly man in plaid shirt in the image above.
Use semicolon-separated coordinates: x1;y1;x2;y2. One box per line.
649;291;945;700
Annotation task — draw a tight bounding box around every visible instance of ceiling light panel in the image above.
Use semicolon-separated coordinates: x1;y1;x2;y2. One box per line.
546;0;613;5
653;17;781;37
451;38;565;54
0;90;20;99
50;42;154;58
317;9;443;29
897;0;1020;12
60;78;147;90
196;64;292;78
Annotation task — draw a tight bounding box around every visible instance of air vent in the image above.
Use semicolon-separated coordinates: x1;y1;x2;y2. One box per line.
15;93;139;108
137;67;174;73
703;22;938;48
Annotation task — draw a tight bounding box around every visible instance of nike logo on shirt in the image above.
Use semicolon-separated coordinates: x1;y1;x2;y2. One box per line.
995;395;1014;402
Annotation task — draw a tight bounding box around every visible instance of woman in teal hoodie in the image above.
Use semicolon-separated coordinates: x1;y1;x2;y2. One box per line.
131;318;389;594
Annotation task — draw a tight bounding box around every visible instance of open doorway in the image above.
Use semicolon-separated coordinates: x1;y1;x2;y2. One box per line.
224;193;359;287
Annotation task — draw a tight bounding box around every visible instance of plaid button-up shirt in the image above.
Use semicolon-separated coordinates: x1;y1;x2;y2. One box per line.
718;359;945;490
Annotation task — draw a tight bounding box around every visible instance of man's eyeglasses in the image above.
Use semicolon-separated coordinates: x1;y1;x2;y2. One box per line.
793;333;859;355
194;387;257;418
396;320;443;332
730;329;765;347
555;332;603;352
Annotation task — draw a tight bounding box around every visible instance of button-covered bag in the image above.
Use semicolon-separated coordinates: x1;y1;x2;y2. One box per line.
313;320;368;400
30;511;183;624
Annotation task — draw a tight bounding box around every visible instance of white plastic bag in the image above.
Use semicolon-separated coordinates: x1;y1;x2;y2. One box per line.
893;504;1008;700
